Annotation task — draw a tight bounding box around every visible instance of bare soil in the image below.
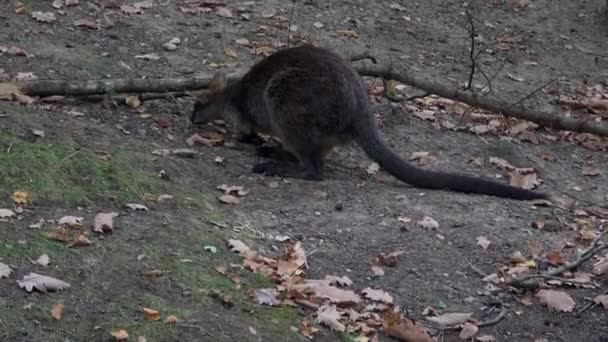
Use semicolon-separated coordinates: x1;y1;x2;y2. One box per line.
1;1;607;341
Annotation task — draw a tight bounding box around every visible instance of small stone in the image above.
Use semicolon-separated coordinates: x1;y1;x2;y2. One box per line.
162;42;177;51
168;37;181;45
313;21;324;29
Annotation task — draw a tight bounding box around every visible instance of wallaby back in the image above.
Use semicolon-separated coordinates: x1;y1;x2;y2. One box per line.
191;46;548;200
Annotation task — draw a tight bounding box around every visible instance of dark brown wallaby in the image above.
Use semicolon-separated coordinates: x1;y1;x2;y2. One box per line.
190;46;548;200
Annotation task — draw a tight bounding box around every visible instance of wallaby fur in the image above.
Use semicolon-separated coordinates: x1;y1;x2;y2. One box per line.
190;46;548;200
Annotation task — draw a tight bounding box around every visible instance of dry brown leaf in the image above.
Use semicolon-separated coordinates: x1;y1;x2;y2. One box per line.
459;322;478;340
227;239;255;257
546;251;563;266
142;307;160;321
50;303;64;320
126;203;149;211
32;11;56;23
594;294;608;309
593;260;608;275
219;194;240;204
362;288;393;304
537;289;576;312
165;315;178;324
17;272;70;292
489;157;515;170
417;216;439;230
371;265;385;277
476;335;496;342
45;228;72;242
324;275;353;287
316;304;345;332
0;262;11;278
255;288;280;306
582;166;601;176
93;212;118;233
218;184;248;197
336;29;359;38
216;7;233;18
476;236;491;250
383;310;435;342
35;254;50;267
74;18;98;29
224;47;237;58
69;234;92;247
409;151;436;166
294;281;361;304
0;208;16;218
425;312;473;327
413;110;436;121
111;329;129;341
298;319;319;339
508;168;542;190
58;215;84;228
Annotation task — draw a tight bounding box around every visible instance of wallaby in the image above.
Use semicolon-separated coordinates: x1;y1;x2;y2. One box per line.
190;46;548;200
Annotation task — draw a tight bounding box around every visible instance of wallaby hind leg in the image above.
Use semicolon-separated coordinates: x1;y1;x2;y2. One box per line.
252;147;325;181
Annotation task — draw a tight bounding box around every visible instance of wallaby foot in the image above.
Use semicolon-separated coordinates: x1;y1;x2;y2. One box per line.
255;145;298;162
237;132;265;146
252;160;323;181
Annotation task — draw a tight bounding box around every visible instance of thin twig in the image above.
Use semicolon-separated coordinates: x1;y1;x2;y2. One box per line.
434;308;508;332
576;288;608;317
465;9;476;90
286;0;296;48
504;79;556;110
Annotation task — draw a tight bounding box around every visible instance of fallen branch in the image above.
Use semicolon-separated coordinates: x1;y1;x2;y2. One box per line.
3;61;608;138
508;230;608;289
353;62;608;138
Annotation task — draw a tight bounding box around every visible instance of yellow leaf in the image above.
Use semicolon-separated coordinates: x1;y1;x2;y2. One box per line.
111;329;129;341
12;191;28;204
165;315;178;324
50;303;64;320
142;307;160;321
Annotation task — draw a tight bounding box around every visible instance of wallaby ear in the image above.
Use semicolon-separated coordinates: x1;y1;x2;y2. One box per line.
208;72;227;91
187;89;210;102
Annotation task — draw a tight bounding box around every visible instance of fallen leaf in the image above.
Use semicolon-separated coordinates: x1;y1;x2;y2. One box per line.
537;289;576;312
371;266;385;277
35;254;50;267
362;288;393;304
0;262;11;278
218;184;248;197
92;212;118;233
142;307;160;321
426;312;473;327
508;168;542;190
293;282;361;304
125;95;141;108
459;322;478;340
219;194;240;204
255;288;280;306
50;303;64;320
126;203;149;211
111;329;129;341
324;275;353;287
216;7;233;17
45;228;72;242
0;208;16;218
298;319;320;339
489;157;515;170
224;47;237;58
366;162;380;175
58;215;84;228
227;239;254;257
582;166;601;176
74;18;98;29
336;29;359;38
135;53;161;60
476;236;491;250
12;191;27;204
15;72;37;82
593;260;608;275
261;8;276;18
383;310;435;342
476;335;496;342
32;11;56;23
546;251;563;266
69;234;92;247
316;304;345;331
204;245;217;253
413;110;436;121
417;216;439;230
165;315;178;324
594;294;608;309
17;272;71;292
157;194;174;203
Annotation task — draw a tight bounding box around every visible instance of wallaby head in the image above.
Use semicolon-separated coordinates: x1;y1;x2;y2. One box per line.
190;72;228;125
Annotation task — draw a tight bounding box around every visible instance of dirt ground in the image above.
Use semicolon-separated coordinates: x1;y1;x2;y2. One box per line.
1;0;607;341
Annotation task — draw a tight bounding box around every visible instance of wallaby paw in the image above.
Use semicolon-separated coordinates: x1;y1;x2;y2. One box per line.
252;161;284;176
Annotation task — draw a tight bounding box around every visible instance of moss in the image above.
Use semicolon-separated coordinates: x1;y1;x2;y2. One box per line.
0;130;165;207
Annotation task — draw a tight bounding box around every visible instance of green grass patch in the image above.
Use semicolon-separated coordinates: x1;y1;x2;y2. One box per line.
0;129;165;207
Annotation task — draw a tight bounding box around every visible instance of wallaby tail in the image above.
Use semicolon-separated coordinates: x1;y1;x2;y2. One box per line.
353;122;548;200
